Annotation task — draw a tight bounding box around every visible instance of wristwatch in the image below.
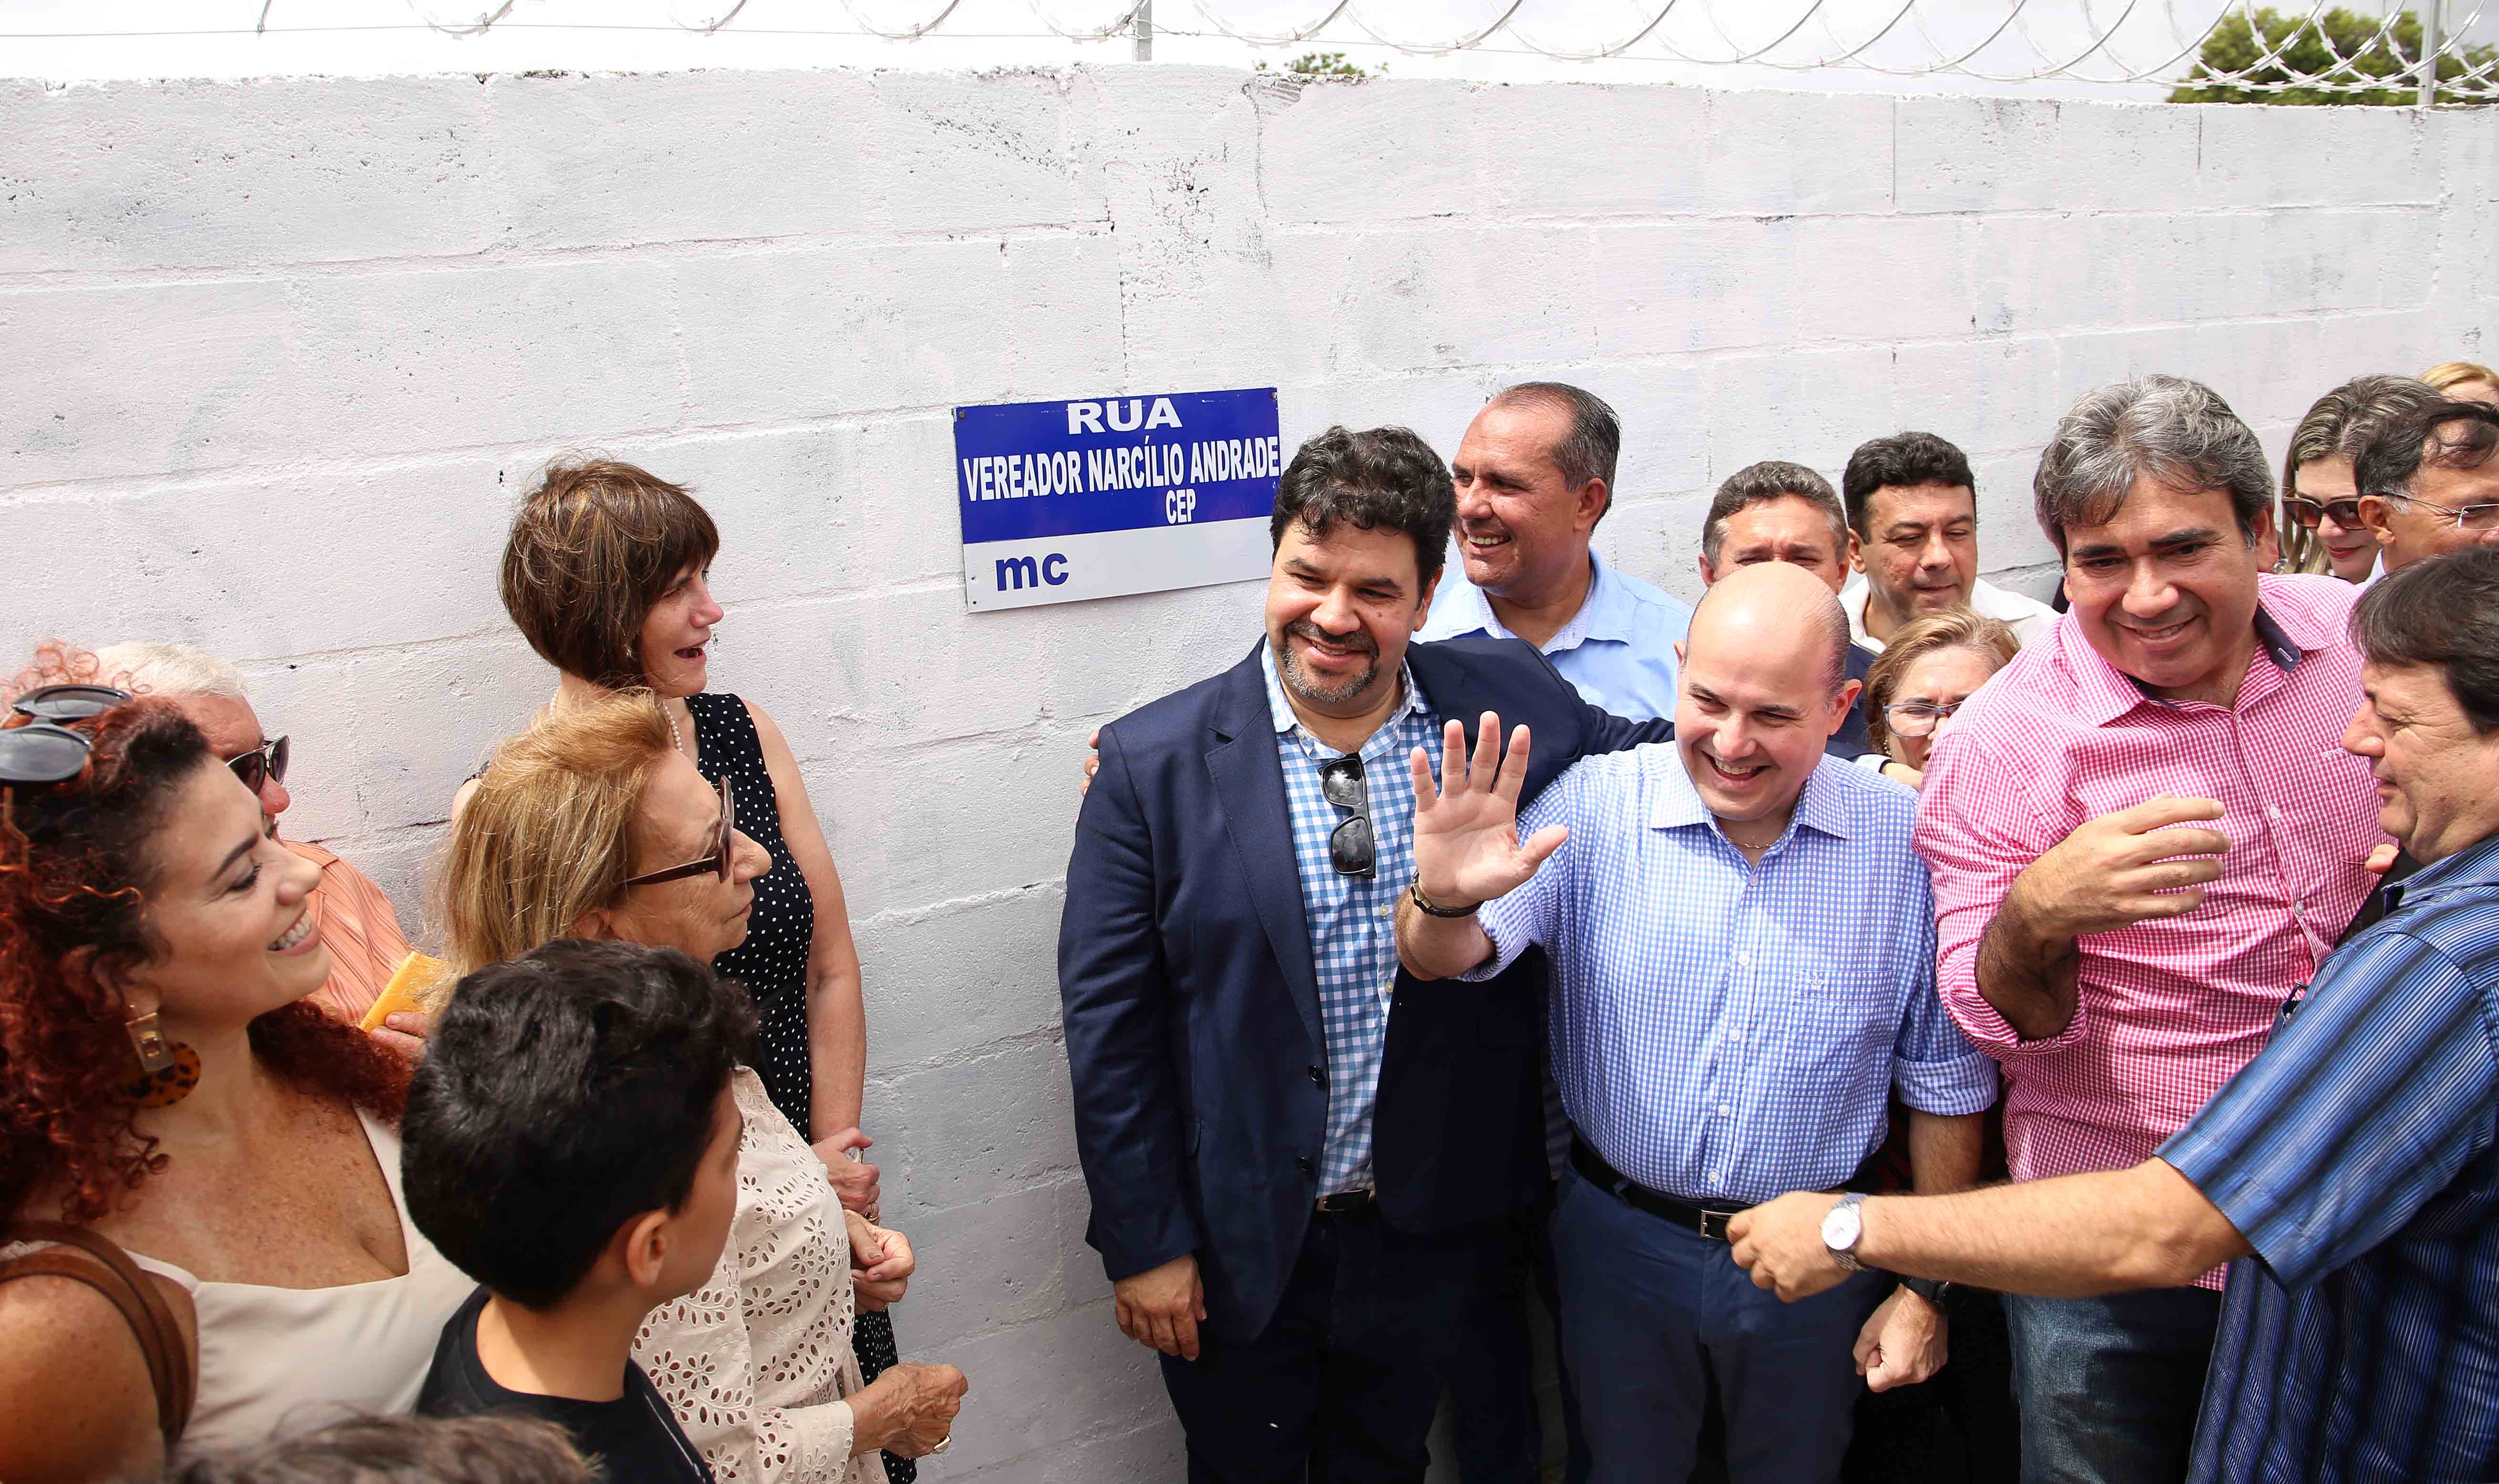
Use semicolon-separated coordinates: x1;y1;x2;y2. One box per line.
1408;878;1482;919
1821;1193;1867;1272
1901;1276;1952;1306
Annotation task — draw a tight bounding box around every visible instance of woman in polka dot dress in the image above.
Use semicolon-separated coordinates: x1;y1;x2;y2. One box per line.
492;459;918;1481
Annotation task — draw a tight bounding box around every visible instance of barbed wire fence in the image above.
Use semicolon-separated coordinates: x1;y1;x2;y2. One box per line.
21;2;2499;102
1157;0;2499;99
594;0;2499;100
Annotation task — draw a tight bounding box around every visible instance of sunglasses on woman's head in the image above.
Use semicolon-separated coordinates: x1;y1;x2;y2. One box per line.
227;735;290;795
624;774;737;888
0;684;135;786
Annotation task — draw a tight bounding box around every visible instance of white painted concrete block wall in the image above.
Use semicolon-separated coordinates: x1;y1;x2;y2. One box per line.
3;67;2492;1479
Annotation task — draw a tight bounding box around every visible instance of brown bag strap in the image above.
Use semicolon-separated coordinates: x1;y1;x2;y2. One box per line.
0;1219;195;1444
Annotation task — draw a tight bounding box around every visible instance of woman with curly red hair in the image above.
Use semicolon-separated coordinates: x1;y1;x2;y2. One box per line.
0;653;470;1483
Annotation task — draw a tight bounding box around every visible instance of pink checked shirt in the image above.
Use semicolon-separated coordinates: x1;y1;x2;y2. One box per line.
1915;574;2384;1288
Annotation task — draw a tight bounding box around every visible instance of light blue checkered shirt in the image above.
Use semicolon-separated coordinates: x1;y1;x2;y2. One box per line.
1261;643;1441;1196
1467;745;1995;1203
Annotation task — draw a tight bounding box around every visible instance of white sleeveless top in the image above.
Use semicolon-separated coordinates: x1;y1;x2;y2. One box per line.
124;1110;473;1460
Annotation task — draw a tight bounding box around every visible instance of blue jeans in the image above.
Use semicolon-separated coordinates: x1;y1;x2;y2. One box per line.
2001;1288;2222;1484
1550;1165;1886;1484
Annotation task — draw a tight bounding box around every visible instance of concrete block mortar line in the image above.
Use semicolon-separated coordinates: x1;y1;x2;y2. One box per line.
865;1020;1070;1089
1254;200;2441;240
949;1412;1183;1482
850;878;1068;936
0;220;1122;297
0;406;978;503
2;300;2419;509
888;1167;1093;1229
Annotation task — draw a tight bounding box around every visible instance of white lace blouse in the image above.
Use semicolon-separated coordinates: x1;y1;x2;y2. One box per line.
635;1069;889;1484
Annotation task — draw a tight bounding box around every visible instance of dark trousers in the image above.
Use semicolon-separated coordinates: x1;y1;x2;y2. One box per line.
1161;1206;1514;1484
1553;1165;1888;1484
1442;1185;1584;1484
2002;1288;2222;1484
1842;1285;2021;1484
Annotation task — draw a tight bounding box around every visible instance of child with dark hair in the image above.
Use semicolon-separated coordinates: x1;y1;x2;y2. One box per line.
403;939;756;1484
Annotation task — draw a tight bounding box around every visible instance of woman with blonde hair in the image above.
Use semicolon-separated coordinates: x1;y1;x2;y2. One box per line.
2420;359;2499;406
427;692;966;1484
2278;375;2445;582
477;458;931;1473
1861;608;2021;790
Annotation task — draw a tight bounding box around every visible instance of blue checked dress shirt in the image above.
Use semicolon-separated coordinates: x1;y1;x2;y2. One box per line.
2162;831;2499;1484
1261;644;1443;1196
1465;745;1995;1203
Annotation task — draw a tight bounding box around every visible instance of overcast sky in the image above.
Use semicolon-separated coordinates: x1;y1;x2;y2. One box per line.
2;0;2485;96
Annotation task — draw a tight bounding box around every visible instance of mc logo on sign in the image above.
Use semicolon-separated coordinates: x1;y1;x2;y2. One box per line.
997;553;1071;590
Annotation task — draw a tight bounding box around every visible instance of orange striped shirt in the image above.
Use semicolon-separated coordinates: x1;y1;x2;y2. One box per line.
285;840;413;1026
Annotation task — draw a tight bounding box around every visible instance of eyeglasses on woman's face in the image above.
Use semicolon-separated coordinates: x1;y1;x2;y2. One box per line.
624;774;736;888
1881;699;1967;740
226;735;290;795
2282;496;2363;532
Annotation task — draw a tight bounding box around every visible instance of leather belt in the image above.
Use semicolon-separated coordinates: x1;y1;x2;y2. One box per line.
1314;1188;1377;1215
1571;1138;1747;1242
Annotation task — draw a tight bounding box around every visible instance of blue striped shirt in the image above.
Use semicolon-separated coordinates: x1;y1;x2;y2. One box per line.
1260;644;1441;1196
1465;746;1995;1203
2162;832;2499;1484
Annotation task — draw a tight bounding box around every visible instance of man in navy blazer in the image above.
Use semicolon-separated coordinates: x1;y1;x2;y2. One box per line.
1060;425;1671;1483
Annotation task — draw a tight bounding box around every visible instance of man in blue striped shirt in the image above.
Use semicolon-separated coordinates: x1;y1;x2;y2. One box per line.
1730;545;2499;1484
1398;561;1998;1483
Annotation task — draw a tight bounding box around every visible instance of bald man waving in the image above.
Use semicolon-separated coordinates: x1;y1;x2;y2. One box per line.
1394;563;1997;1484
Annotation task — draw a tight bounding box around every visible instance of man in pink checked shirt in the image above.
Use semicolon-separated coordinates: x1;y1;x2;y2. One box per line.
1912;375;2386;1484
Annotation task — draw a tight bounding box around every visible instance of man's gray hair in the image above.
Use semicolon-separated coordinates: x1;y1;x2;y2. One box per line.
92;640;249;701
2032;375;2272;554
1487;381;1621;523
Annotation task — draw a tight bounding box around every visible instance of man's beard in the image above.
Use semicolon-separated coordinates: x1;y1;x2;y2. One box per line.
1276;622;1381;708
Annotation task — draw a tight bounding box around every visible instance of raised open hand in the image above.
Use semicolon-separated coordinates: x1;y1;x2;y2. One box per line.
1408;711;1568;910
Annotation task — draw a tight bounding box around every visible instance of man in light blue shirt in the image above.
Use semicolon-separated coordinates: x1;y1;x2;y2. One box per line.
1397;562;1996;1484
1417;381;1691;1484
1420;382;1694;721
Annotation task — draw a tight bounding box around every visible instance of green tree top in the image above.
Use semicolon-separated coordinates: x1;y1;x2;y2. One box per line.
1252;51;1381;79
2170;6;2495;104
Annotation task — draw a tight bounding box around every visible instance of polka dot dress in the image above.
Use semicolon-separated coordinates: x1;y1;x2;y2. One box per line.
687;692;914;1483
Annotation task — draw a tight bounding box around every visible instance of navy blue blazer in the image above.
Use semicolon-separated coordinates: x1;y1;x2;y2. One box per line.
1058;635;1675;1341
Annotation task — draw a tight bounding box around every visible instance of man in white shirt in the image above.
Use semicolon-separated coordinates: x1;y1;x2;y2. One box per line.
1836;432;2057;653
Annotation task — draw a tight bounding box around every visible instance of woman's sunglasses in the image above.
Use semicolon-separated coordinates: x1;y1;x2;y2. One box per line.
624;774;737;887
227;735;290;795
0;684;134;786
2282;496;2363;531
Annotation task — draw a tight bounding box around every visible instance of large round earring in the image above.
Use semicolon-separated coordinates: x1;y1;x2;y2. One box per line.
123;1011;200;1109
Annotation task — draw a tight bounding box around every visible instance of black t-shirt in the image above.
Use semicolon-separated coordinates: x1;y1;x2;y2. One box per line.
418;1287;714;1484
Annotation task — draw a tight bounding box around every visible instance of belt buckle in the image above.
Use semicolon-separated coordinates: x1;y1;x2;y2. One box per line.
1697;1208;1732;1242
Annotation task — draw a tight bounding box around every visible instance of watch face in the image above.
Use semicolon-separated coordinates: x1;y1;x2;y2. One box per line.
1821;1203;1861;1252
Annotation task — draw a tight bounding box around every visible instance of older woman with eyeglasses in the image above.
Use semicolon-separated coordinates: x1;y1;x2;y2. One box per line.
1860;608;2021;791
92;641;414;1030
420;692;967;1484
2278;375;2447;583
